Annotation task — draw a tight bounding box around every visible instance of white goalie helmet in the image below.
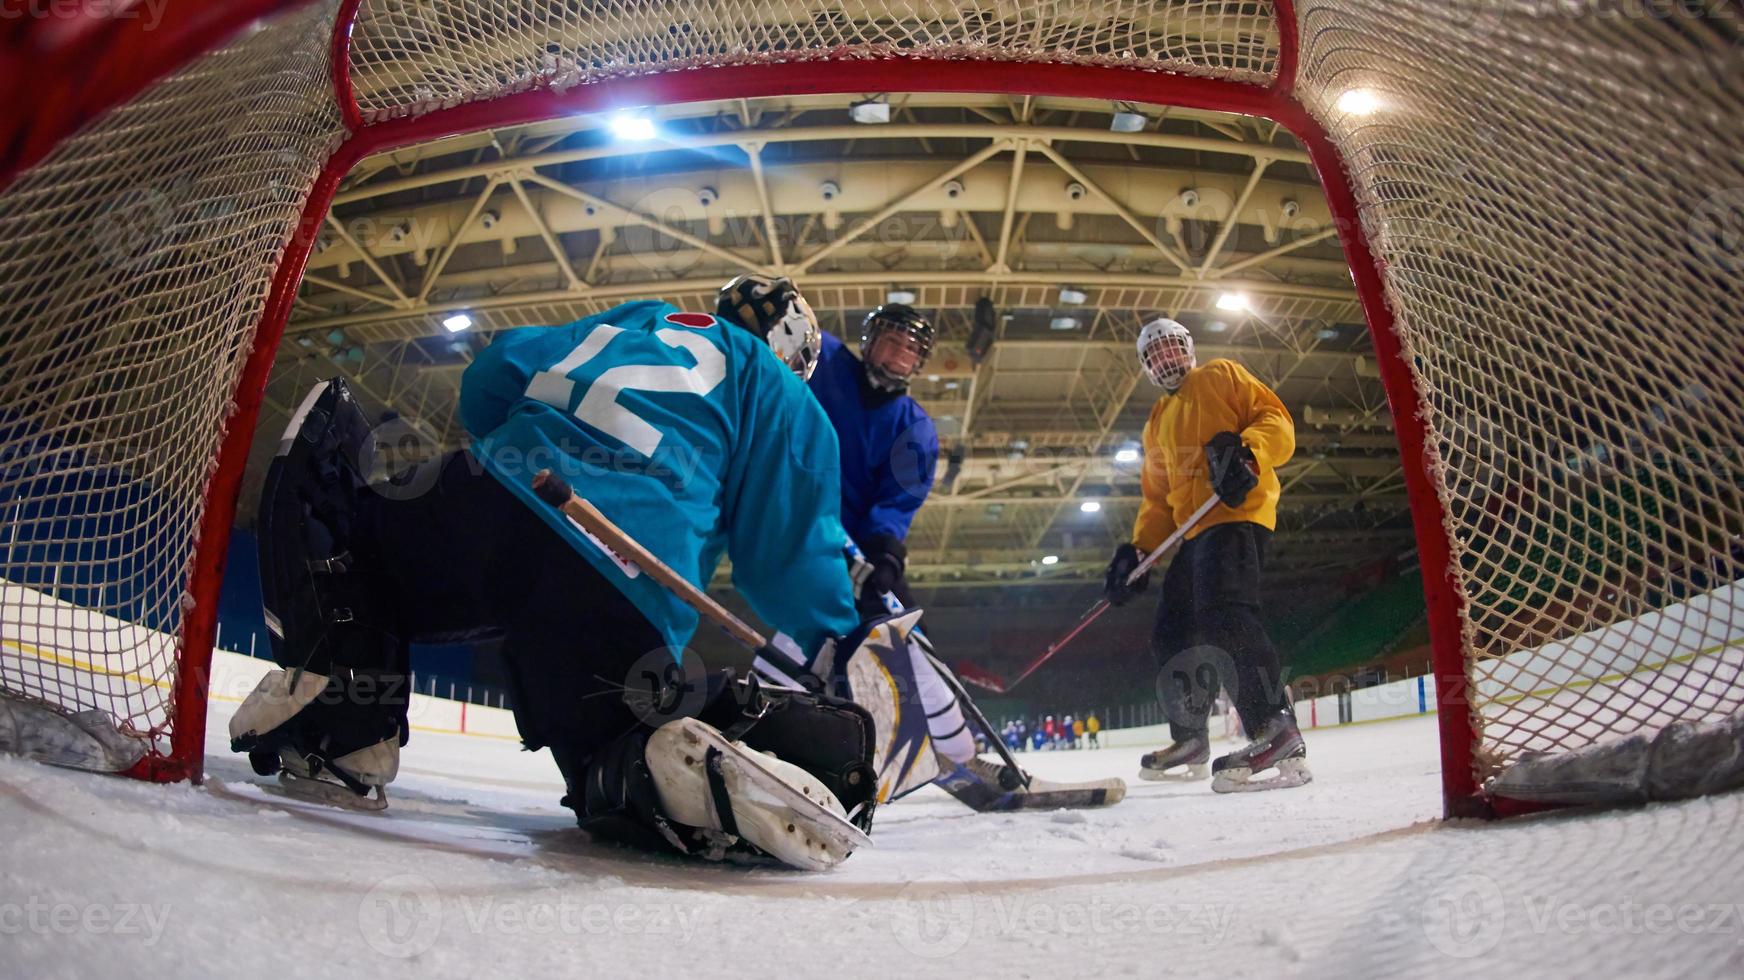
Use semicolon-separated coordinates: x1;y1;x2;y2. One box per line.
1136;317;1196;392
716;274;824;381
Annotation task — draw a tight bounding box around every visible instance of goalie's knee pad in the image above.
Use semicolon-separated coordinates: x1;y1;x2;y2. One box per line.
564;672;877;870
258;378;400;677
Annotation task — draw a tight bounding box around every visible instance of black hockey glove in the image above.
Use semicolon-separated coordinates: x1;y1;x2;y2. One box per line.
861;533;907;599
1204;431;1260;508
1103;543;1150;607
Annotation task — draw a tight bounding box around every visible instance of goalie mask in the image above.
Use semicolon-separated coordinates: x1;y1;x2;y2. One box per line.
1137;317;1196;392
716;274;823;381
859;304;934;393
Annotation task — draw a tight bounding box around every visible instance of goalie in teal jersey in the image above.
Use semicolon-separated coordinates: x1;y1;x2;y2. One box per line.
231;276;885;871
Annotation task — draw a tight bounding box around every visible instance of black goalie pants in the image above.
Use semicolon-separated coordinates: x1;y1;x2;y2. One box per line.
353;450;667;780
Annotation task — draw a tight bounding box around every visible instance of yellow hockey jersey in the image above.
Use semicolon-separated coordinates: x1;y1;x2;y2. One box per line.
1130;358;1296;551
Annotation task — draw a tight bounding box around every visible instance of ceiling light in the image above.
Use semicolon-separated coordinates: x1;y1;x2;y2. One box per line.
943;381;960;391
1058;286;1088;306
1317;327;1341;341
926;374;941;382
1049;316;1081;330
1205;319;1229;333
1040;554;1060;566
442;313;473;333
1079;500;1102;514
1114;447;1140;464
1215;291;1250;313
609;113;657;141
1335;88;1383;116
850;98;890;124
1109;107;1148;133
887;288;917;305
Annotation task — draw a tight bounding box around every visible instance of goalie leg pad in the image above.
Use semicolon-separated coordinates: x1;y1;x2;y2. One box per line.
645;718;866;871
565;672;877;869
257;378;402;679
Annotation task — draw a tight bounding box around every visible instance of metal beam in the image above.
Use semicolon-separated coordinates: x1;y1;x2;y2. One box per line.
796;141;1009;273
1030;142;1193;272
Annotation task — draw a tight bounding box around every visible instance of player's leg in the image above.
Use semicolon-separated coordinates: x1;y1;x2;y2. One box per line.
1190;523;1309;792
493;518;879;869
1139;540;1214;781
232;380;415;807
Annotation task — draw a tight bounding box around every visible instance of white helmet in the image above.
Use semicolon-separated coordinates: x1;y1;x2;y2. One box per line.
716;274;823;381
1137;317;1195;392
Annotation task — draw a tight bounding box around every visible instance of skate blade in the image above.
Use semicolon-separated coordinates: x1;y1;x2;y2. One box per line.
277;770;389;812
1138;763;1208;783
1211;757;1312;794
681;720;874;855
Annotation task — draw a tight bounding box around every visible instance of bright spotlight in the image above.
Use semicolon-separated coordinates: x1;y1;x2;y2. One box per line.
610;113;657;141
442;313;473;333
1079;500;1102;514
1335;88;1383;116
1040;555;1060;566
1215;291;1250;313
1114;447;1140;464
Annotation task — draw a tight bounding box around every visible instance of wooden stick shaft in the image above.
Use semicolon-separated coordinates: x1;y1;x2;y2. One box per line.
530;469;768;651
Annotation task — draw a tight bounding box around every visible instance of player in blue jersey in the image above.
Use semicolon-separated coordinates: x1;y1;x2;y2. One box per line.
808;305;940;619
229;277;883;870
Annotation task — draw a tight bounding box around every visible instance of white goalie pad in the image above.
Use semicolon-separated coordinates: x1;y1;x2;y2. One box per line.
844;610;942;801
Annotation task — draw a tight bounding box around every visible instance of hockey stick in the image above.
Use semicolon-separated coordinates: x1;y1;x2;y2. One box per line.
530;469;770;652
956;494;1222;694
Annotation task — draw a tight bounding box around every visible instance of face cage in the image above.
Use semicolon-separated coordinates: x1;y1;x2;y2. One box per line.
860;319;933;389
773;296;822;381
1141;333;1195;390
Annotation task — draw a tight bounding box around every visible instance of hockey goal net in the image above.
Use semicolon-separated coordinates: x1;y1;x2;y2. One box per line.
0;0;1739;812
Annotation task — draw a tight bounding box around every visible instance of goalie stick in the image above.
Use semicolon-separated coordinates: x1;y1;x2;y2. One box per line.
956;494;1221;694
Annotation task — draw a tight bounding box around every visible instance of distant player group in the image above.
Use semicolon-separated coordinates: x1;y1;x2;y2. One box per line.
229;275;1308;872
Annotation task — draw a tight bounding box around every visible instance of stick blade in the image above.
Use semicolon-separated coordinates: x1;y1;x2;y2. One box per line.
953;660;1009;694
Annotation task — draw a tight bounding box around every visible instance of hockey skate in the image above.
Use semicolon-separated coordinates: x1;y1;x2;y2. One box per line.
1138;735;1210;782
1211;711;1310;793
935;755;1127;812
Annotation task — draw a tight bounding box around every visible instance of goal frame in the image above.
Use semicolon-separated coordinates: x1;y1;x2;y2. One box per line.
8;0;1482;816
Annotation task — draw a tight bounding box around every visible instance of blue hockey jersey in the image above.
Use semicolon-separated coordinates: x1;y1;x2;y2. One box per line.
807;332;939;544
459;300;861;658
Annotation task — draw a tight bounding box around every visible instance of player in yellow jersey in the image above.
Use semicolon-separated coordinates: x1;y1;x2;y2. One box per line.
1104;318;1310;793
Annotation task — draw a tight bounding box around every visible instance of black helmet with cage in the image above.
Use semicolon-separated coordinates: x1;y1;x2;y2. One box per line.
858;304;934;392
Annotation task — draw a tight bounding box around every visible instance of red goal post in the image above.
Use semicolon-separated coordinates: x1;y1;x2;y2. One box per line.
1;0;1738;817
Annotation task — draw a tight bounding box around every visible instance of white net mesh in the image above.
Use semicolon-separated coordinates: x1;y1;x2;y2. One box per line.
1;0;1739;798
0;1;344;765
1292;1;1744;781
345;0;1281;122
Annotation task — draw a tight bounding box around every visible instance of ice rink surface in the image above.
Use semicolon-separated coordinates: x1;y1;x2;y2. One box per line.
5;699;1744;978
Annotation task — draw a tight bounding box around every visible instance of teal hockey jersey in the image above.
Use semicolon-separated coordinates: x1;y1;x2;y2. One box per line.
459;300;860;658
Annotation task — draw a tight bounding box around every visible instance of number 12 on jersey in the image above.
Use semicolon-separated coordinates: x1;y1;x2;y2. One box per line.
523;323;726;457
